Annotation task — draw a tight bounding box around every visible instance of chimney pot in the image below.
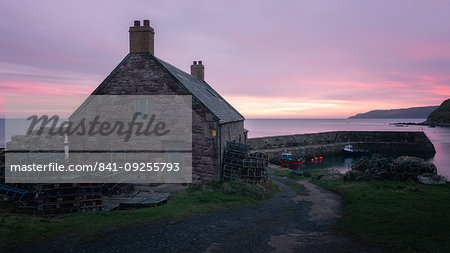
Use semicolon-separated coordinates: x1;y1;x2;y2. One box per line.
129;19;155;54
198;60;202;65
193;61;197;65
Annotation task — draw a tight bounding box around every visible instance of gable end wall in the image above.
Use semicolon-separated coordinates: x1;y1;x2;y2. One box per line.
95;54;219;181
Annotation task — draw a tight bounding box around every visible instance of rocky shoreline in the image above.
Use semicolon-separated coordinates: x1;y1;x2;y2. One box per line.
390;122;450;127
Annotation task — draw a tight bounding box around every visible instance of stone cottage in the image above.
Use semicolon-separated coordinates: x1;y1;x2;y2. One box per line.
86;20;246;181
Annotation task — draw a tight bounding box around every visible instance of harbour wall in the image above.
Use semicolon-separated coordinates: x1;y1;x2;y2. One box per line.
248;131;436;164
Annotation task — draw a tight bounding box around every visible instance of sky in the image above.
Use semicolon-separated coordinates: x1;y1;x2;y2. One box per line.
1;0;449;118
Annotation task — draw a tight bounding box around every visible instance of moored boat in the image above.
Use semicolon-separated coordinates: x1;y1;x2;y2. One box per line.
343;144;369;156
280;150;305;169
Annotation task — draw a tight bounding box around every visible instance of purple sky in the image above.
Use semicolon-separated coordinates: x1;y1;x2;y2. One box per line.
1;0;449;118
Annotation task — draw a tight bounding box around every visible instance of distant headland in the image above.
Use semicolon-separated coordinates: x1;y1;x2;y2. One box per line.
348;106;438;119
349;98;450;127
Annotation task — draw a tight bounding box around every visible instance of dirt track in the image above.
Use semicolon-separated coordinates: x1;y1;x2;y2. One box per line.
14;175;387;253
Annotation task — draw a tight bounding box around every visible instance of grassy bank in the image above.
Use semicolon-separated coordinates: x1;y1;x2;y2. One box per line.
314;178;450;252
274;169;450;252
272;169;323;180
0;181;278;249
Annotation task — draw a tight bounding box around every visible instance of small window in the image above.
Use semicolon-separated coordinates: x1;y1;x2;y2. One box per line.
239;134;241;143
133;99;148;121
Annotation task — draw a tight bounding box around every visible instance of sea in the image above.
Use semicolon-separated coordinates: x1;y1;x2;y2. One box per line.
1;118;449;178
245;118;450;179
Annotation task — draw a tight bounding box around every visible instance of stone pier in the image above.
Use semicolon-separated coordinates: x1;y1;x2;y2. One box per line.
248;131;436;164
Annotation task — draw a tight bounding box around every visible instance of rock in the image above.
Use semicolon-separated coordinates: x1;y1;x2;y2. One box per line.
426;98;450;125
418;173;447;185
221;183;235;193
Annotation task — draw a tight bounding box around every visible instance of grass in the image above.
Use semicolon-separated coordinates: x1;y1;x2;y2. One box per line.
272;169;325;180
0;181;279;249
312;178;450;253
272;170;302;180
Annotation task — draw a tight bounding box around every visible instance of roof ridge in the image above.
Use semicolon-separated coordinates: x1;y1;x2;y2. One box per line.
72;53;244;124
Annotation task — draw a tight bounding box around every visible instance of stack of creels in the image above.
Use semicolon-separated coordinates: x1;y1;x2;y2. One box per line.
390;156;437;181
344;154;438;181
222;142;268;184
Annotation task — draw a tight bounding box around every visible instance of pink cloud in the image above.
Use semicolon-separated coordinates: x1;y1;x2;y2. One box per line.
0;81;94;96
0;0;449;118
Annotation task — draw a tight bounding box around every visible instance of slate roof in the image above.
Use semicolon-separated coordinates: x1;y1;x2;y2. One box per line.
79;53;245;124
85;53;244;124
155;57;244;124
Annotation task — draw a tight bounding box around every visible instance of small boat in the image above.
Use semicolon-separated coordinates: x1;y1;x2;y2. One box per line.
280;150;305;169
343;137;369;156
343;144;369;156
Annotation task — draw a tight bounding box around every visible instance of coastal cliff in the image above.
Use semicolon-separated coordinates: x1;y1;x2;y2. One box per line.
349;106;438;119
248;131;435;164
426;98;450;126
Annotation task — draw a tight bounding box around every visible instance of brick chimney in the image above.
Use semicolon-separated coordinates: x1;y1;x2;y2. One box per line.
129;19;155;54
191;61;205;81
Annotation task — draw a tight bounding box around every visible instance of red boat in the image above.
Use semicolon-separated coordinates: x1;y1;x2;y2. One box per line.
280;150;305;169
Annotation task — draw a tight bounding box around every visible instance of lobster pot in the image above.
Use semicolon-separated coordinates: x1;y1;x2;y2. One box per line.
222;142;268;184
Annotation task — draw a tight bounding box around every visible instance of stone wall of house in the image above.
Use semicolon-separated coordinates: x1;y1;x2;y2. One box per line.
191;106;218;181
94;53;220;181
220;121;246;145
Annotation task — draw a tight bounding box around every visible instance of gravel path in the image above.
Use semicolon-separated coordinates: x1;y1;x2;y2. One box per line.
13;176;387;253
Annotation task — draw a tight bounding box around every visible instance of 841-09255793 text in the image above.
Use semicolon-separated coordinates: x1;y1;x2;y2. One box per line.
8;162;181;173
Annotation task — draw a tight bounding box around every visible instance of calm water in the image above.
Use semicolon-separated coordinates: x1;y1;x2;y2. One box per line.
0;118;68;148
245;118;450;178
